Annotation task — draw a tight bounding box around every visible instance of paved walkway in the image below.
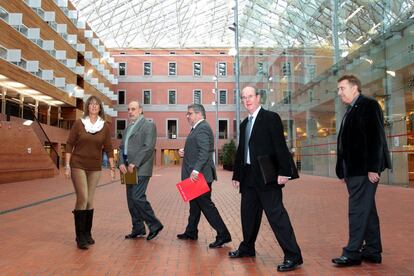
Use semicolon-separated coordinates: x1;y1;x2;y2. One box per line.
0;166;413;275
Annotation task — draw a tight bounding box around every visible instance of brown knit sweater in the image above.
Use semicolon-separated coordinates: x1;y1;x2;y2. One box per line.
66;119;113;171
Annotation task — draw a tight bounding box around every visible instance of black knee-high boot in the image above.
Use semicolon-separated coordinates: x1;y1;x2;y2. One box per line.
73;210;89;249
85;209;95;244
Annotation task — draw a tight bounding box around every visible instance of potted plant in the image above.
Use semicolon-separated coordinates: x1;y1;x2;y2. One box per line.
219;140;236;171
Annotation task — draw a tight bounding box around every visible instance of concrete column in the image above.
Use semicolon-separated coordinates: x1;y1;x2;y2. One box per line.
20;95;24;118
47;105;51;125
306;110;318;142
34;100;39;119
1;87;6;116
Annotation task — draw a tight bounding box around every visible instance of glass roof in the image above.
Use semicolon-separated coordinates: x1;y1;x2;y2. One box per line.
71;0;414;50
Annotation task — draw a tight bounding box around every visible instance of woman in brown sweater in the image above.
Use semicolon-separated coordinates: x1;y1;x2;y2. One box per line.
65;96;115;249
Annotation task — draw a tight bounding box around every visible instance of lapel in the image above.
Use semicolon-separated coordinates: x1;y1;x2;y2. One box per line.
127;118;145;140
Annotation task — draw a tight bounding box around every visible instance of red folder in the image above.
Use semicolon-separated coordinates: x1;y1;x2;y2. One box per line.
176;173;210;202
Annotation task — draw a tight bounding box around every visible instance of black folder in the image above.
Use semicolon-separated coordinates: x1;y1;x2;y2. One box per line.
257;155;279;185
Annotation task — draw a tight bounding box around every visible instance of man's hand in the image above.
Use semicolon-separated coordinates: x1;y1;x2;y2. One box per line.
119;164;127;174
277;176;289;185
178;148;184;158
190;171;199;182
368;172;380;183
128;164;135;173
232;180;240;188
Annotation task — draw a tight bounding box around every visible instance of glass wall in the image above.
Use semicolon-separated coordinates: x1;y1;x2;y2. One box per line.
237;1;414;187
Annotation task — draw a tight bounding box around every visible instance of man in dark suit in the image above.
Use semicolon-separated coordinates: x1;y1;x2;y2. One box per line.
229;86;302;272
177;104;232;248
119;101;163;241
332;75;391;266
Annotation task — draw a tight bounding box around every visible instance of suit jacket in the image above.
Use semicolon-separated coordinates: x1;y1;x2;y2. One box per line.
181;120;217;183
336;94;392;179
232;108;298;192
119;118;157;176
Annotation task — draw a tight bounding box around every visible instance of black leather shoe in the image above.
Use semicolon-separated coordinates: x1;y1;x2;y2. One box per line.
147;225;163;241
228;249;255;258
125;232;146;239
332;256;362;266
362;254;382;264
177;233;198;240
209;237;232;248
277;258;303;272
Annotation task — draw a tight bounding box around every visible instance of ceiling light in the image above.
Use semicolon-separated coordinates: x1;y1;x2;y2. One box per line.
356;36;364;41
386;70;396;77
23;120;33;126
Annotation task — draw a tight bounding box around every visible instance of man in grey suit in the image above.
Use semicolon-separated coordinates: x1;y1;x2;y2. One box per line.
119;101;163;241
177;104;232;248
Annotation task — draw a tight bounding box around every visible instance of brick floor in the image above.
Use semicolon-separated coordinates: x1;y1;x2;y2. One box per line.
0;166;413;275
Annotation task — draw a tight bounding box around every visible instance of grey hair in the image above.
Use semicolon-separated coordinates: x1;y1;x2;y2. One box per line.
188;103;206;119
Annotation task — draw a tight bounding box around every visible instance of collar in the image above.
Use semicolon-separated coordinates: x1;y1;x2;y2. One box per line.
81;116;105;133
192;119;205;130
249;106;262;119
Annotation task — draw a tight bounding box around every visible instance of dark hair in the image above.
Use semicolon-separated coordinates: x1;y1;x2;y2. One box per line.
83;96;105;118
188;103;206;119
338;75;362;93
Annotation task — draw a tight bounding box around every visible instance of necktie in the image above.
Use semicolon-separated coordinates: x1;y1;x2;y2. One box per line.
244;115;253;164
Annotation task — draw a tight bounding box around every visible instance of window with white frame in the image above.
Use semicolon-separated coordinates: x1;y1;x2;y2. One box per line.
257;62;264;75
218;62;227;76
219;120;228;139
258;89;267;105
168;62;177;76
219;90;227;104
167;120;177;139
283;90;292;104
116;119;126;139
281;62;291;77
193;62;202;76
118;90;125;105
119;62;126;76
143;62;152;76
193;89;202;104
168;90;176;104
143;90;151;104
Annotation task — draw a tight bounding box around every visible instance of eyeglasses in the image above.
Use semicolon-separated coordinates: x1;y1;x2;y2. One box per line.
241;94;256;101
186;112;194;116
89;102;99;106
127;108;137;111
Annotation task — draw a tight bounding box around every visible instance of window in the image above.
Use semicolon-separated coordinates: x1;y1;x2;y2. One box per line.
306;64;316;80
170;51;176;55
219;120;228;139
194;51;201;55
219;90;227;104
167;120;177;139
218;62;227;76
257;62;264;75
281;62;291;77
118;90;125;105
193;62;202;76
168;62;177;76
193;90;202;104
144;52;151;55
168;90;176;104
143;90;151;104
283;90;292;104
116;119;126;139
143;62;152;76
258;89;267;105
119;62;126;76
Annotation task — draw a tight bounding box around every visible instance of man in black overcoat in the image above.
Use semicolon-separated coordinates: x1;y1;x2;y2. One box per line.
229;86;302;272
